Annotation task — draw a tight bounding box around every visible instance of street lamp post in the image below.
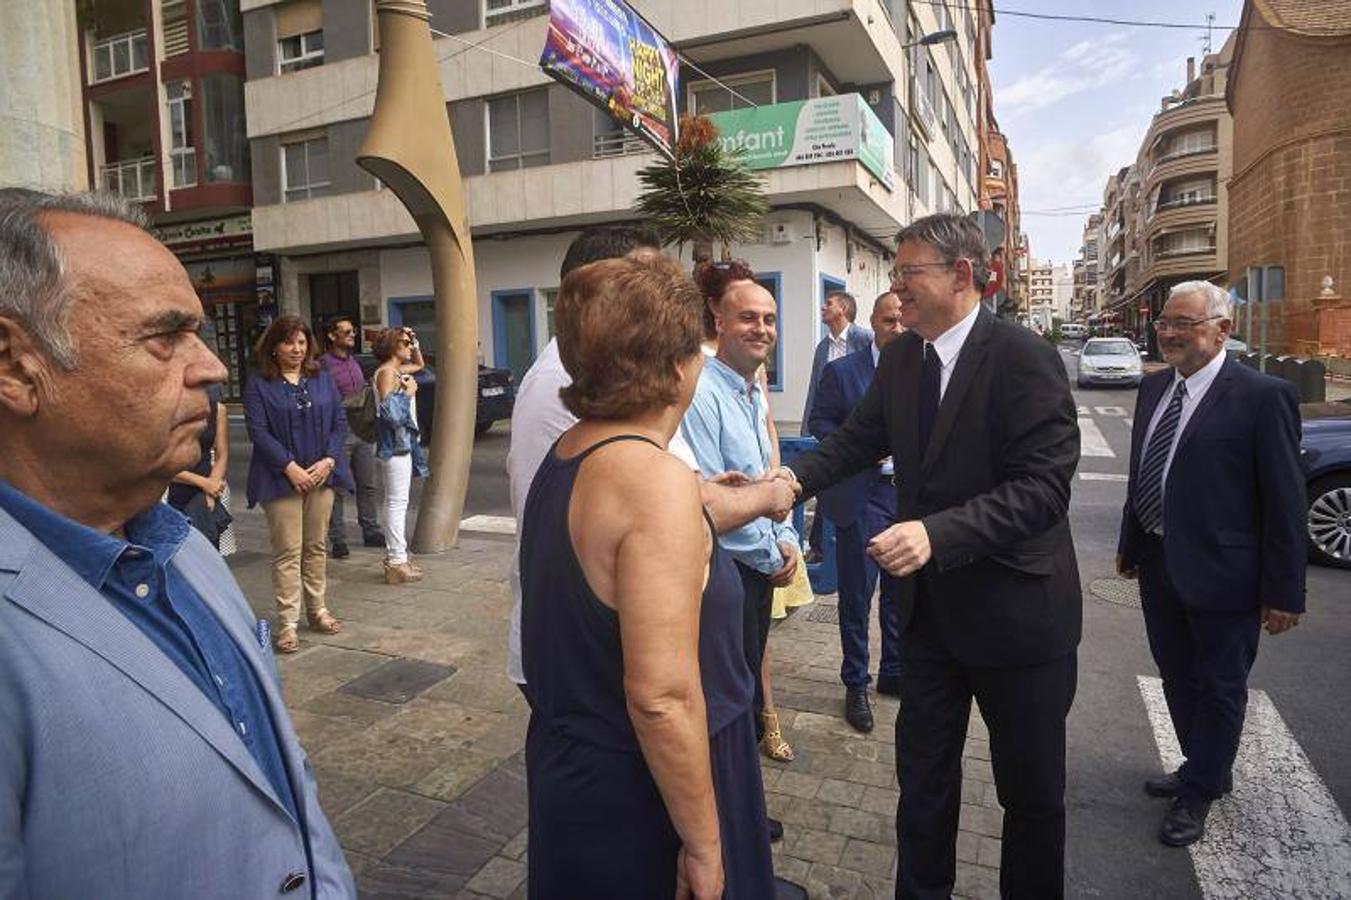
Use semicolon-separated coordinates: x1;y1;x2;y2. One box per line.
901;28;958;50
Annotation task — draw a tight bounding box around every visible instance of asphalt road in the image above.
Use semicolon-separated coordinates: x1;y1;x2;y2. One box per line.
228;347;1351;898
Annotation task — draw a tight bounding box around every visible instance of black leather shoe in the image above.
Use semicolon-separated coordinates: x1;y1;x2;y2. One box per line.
875;674;901;697
1145;770;1231;799
845;687;874;733
773;876;808;899
767;816;784;843
1159;797;1210;847
362;531;386;548
329;542;350;559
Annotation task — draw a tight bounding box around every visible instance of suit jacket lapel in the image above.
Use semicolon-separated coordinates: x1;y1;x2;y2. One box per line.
920;309;992;476
0;516;288;816
894;334;924;477
1131;374;1171;480
1175;357;1236;455
174;546;304;823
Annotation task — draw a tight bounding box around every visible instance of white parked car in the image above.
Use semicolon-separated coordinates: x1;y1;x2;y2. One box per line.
1077;337;1144;388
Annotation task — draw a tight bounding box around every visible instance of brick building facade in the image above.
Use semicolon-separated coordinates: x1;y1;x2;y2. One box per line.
1226;0;1351;355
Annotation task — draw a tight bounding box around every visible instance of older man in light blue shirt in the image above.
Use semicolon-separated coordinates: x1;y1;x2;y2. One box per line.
680;276;799;760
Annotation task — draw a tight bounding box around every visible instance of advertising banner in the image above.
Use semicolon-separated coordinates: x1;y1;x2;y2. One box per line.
709;95;896;190
540;0;680;158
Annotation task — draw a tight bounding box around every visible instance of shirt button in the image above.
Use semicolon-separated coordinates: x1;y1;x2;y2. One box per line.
280;872;306;893
214;675;225;687
237;721;248;736
134;583;150;599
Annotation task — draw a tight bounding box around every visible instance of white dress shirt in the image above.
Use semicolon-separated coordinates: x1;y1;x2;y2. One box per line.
1140;348;1226;503
827;326;851;363
505;338;699;683
927;302;982;400
871;342;894;476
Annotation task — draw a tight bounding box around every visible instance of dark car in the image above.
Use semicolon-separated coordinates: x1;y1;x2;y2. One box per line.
355;354;515;442
1301;399;1351;569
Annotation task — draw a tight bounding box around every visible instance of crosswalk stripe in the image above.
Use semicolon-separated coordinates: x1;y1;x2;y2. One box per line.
1138;676;1351;899
1079;417;1116;458
1079;472;1128;482
1095;406;1128;416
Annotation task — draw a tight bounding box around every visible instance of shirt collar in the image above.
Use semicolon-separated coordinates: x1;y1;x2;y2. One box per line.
871;342;881;367
0;480;189;590
705;355;761;396
928;302;981;368
1174;348;1226;397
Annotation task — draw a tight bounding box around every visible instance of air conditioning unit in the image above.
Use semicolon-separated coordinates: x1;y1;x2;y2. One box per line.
767;221;794;245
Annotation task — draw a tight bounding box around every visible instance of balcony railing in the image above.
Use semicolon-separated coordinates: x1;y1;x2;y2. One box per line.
101;157;158;201
1156;194;1216;212
91;30;150;84
1153;144;1218;169
1156;245;1217;259
592;131;648;160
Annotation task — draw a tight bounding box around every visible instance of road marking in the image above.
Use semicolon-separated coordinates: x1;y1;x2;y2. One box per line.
1125;417;1134;429
1077;405;1091;416
1138;676;1351;899
1079;417;1116;458
459;515;517;536
1079;472;1128;482
1095;406;1127;417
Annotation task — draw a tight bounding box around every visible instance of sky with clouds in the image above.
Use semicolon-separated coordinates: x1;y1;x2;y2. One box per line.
987;0;1244;265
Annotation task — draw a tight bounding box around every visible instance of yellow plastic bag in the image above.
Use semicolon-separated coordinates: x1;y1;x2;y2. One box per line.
771;551;815;620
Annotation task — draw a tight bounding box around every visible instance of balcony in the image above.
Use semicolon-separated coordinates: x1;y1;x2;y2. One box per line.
101;156;158;201
90;29;150;84
592;131;648;160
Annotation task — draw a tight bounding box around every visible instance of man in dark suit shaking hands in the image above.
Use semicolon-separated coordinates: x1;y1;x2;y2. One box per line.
776;214;1082;899
1117;281;1304;848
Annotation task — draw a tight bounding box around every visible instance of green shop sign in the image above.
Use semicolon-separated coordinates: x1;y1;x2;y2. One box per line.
708;94;895;191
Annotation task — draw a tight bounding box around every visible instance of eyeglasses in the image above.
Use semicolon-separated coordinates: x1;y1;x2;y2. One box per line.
1153;315;1221;333
333;328;355;337
889;261;955;283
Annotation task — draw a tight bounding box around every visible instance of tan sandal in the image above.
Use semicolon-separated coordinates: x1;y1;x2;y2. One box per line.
306;609;343;634
384;560;423;585
760;707;795;762
274;626;300;654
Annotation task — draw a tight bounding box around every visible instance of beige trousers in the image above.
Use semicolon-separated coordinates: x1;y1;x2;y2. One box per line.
263;487;335;630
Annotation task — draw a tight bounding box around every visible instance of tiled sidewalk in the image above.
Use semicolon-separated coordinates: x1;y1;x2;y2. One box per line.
226;511;1002;899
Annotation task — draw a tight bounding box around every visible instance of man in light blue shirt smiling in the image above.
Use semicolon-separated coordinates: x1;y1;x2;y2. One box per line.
680;271;799;750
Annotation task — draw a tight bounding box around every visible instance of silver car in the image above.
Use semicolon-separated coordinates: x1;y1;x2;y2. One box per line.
1077;337;1143;388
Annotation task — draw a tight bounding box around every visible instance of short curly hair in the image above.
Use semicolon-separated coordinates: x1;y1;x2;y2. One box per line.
557;255;703;419
371;327;409;363
693;259;757;339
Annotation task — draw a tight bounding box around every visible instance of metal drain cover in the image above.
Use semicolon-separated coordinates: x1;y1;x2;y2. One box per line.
1090;578;1141;609
805;604;839;625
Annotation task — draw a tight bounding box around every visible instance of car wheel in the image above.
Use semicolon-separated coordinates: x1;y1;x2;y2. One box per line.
1077;378;1089;389
475;420;493;436
1307;473;1351;569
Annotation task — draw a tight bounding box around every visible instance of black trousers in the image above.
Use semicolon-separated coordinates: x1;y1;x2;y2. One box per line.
736;562;774;740
1138;535;1260;802
896;582;1076;900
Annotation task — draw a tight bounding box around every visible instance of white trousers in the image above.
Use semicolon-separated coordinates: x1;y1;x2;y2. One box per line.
378;454;414;563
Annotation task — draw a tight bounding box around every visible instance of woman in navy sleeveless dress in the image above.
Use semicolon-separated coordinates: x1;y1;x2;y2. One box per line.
519;255;774;898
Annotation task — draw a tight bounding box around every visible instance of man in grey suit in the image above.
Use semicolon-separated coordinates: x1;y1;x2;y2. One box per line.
801;290;872;559
0;189;355;899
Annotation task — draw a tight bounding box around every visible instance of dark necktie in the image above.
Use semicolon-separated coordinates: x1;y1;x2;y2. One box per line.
1135;380;1188;535
917;342;941;455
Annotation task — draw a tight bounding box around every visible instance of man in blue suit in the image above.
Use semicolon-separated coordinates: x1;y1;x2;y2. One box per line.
809;292;906;732
801;290;872;560
1117;280;1305;849
0;190;354;899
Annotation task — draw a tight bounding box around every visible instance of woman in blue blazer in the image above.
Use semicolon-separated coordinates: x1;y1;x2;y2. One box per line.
243;315;354;653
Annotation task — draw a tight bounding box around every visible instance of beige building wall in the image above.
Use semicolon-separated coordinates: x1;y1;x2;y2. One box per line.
0;0;87;191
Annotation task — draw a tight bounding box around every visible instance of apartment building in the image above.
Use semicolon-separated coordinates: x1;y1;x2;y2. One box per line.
75;0;258;397
1089;42;1233;343
239;0;993;418
1226;0;1351;356
1071;212;1101;320
981;123;1022;311
1026;257;1053;330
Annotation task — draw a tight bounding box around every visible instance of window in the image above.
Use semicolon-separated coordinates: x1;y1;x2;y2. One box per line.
91;30;150;83
1157;229;1214;256
488;89;550;172
166;81;196;188
196;0;243;51
283;136;330;201
202;73;248;183
907;131;920;191
916;147;931;207
938;2;953;32
1160;128;1215;160
689;71;775;115
544;288;559;340
484;0;545;25
278;30;324;73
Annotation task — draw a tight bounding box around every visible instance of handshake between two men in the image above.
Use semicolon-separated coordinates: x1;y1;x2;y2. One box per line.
761;467;933;578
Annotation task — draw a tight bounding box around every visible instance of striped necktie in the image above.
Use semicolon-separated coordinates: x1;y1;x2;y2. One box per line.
1135;380;1188;535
